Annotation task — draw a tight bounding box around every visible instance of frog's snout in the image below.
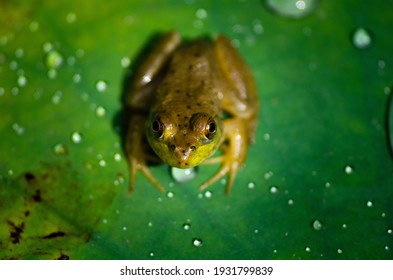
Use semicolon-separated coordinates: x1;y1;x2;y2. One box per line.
170;144;197;168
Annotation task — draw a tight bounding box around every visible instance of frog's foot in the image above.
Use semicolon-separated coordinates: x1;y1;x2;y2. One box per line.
199;159;241;195
128;158;165;193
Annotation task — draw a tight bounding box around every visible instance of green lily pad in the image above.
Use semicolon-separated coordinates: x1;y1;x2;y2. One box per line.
1;0;392;260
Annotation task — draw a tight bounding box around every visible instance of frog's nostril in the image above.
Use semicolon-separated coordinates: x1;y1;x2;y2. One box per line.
169;144;176;151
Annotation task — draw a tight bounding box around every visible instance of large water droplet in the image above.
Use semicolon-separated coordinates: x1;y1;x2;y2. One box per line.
352;28;372;49
171;167;197;183
269;185;278;194
264;0;320;19
167;191;175;198
192;238;203;247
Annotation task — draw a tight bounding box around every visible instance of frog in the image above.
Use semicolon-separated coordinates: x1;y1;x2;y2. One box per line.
124;31;258;194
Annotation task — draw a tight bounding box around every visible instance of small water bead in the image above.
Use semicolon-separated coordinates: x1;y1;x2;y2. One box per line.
288;199;294;205
17;75;27;87
47;69;58;79
385;246;390;251
247;181;256;189
121;56;131;68
253;20;264;34
192;238;203;247
366;200;373;207
337;248;343;254
149;252;155;257
352;28;372;49
71;131;82;143
344;165;354;174
325;182;331;188
51;90;63;104
122;226;127;231
171;167;197;183
76;49;85;58
45;50;63;69
9;60;18;70
312;220;323;231
263;133;271;141
183;223;191;231
95;106;106;117
12;123;25;135
269;185;278;194
167;191;175;198
387;229;392;234
96;80;108;92
0;87;4;96
11;87;19;96
53;143;68;155
305;246;311;252
98;159;106;167
72;73;81;83
113;152;122;162
15;48;24;58
66;12;76;23
204;190;212;198
195;8;208;19
29;21;39;32
102;219;108;224
342;223;347;229
264;171;274;180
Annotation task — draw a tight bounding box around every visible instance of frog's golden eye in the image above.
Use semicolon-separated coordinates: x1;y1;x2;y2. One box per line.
204;119;216;140
151;119;164;138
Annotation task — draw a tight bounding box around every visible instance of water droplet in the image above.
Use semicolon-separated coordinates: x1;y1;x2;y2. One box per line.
312;220;323;231
51;90;63;104
247;181;256;189
95;106;106;117
114;152;122;162
45;50;63;69
47;69;58;79
167;191;175;198
253;20;264;34
366;200;373;207
269;185;278;194
76;49;85;58
72;73;81;83
29;21;39;32
342;223;347;229
122;226;127;231
264;0;320;19
183;223;191;231
71;131;82;143
344;165;354;174
66;12;76;23
171;167;197;183
9;60;18;70
195;8;208;19
149;251;155;257
0;87;4;96
15;48;24;58
192;238;203;247
263;133;271;140
17;75;27;87
352;28;372;49
337;248;343;254
388;89;393;156
121;56;131;68
98;159;106;167
102;219;108;224
305;246;311;252
387;229;392;234
385;245;390;251
96;80;108;92
124;15;134;25
204;190;212;198
53;143;68;155
325;182;331;188
264;171;274;179
12;123;25;135
288;199;294;205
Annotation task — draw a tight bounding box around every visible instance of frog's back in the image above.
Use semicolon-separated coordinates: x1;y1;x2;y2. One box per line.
151;39;222;116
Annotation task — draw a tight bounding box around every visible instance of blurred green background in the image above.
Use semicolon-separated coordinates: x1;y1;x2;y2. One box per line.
1;0;392;259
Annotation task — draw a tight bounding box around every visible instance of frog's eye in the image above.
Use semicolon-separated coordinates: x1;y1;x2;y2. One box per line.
204;120;216;140
151;119;164;138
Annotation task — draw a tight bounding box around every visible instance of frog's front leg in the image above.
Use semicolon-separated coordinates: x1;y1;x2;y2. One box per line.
126;114;165;192
125;31;181;192
199;118;248;194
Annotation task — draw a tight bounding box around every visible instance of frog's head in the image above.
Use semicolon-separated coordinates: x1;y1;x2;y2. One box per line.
146;111;222;168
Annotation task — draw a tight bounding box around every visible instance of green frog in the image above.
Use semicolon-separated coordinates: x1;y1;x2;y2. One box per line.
125;31;258;194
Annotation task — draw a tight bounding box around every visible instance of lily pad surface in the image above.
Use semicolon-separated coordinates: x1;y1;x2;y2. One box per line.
0;0;392;259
